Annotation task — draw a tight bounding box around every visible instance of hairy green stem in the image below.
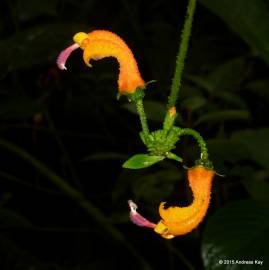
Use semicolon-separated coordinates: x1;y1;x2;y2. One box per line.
168;0;197;108
180;128;208;161
135;98;150;142
0;138;153;270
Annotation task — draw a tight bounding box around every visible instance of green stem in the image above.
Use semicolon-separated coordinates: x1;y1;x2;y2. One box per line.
0;138;153;270
180;128;208;161
135;98;150;142
168;0;197;108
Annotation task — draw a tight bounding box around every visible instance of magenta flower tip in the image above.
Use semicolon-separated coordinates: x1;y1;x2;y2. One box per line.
56;43;80;70
128;200;156;228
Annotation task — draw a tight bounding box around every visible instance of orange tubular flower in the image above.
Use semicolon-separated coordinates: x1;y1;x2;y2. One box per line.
128;165;215;239
168;106;177;117
57;30;145;94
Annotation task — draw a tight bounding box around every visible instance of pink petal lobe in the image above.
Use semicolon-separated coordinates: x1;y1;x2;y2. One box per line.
128;200;156;228
56;43;80;70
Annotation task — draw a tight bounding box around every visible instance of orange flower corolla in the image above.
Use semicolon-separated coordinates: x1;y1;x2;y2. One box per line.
57;30;145;94
168;106;177;117
154;166;214;239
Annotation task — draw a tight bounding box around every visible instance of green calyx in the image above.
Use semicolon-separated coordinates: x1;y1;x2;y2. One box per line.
126;87;145;102
194;158;214;171
141;127;180;156
124;81;156;103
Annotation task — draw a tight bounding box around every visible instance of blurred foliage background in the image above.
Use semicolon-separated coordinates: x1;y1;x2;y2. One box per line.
0;0;269;269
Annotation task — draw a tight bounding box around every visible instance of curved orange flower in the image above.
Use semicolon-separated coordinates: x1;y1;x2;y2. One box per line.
128;165;215;239
154;166;214;239
57;30;145;94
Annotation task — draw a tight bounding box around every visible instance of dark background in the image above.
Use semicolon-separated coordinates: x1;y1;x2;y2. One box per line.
0;0;269;269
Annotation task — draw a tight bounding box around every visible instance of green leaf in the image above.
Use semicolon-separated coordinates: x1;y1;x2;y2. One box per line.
0;208;34;228
187;73;247;109
211;91;247;109
244;80;269;102
231;128;269;170
230;165;269;203
122;154;164;169
181;96;206;111
207;58;246;91
195;109;250;125
200;0;269;65
186;75;213;93
242;177;269;203
166;152;183;162
202;200;269;270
